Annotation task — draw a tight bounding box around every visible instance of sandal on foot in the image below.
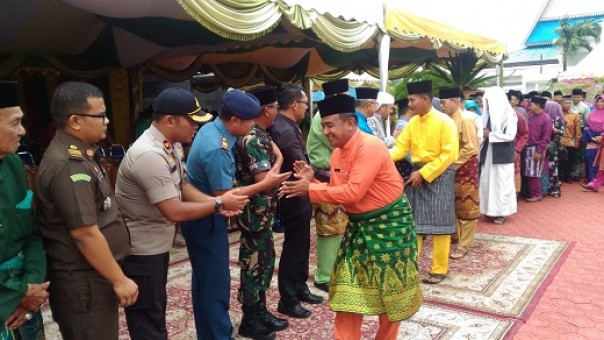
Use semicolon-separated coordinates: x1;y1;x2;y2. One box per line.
422;273;446;284
492;217;505;225
449;248;468;259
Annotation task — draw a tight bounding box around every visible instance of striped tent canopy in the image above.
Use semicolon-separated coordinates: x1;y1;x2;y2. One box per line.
0;0;507;86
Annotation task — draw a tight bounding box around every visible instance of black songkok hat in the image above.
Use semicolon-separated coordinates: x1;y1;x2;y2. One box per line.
318;94;356;117
396;98;409;108
554;90;563;96
322;79;349;97
562;95;572;100
474;91;484;98
439;87;462;99
527;91;539;99
248;85;278;106
531;96;547;107
571;88;583;96
541;91;552;98
407;80;432;95
355;87;379;100
0;81;19;109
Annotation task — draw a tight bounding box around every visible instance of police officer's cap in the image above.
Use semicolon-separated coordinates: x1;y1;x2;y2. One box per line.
318;94;356;118
0;81;19;109
248;86;277;106
223;89;261;120
156;87;212;123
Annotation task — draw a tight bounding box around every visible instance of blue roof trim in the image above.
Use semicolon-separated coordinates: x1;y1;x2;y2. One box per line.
504;46;559;65
526;15;604;45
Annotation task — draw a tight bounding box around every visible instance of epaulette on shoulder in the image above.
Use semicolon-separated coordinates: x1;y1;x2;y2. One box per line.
67;144;84;160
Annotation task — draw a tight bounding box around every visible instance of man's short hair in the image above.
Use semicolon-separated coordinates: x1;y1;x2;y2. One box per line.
339;112;358;124
51;82;104;129
355;98;373;107
277;83;304;109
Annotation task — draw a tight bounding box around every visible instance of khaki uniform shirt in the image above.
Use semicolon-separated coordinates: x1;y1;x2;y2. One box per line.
35;131;130;271
115;125;184;255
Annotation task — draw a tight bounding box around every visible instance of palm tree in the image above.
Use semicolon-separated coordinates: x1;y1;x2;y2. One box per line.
554;16;602;71
425;50;496;90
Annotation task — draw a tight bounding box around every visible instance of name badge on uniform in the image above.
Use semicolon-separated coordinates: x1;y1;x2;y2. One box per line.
103;197;112;211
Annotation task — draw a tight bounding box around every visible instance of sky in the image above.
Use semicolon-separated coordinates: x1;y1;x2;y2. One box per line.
386;0;546;52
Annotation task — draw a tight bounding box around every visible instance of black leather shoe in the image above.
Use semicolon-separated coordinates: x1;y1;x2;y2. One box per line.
313;282;329;293
277;301;311;318
297;291;324;304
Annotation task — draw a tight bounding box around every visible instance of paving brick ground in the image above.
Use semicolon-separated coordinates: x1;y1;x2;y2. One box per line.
476;181;604;339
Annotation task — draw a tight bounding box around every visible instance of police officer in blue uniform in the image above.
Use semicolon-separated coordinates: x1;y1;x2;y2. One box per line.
183;89;291;339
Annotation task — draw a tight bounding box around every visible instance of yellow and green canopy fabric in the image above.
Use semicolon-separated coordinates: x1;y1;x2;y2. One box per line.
0;0;507;84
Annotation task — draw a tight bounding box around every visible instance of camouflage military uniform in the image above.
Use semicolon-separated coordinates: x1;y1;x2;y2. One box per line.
235;125;278;306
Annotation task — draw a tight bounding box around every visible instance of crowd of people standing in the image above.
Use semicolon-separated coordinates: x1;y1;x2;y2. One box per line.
2;76;603;340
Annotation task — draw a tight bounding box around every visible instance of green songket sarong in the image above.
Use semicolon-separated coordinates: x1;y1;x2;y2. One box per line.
329;195;422;321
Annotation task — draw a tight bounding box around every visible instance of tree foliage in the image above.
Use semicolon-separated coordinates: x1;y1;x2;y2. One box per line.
426;50;497;90
392;69;448;99
392;51;497;99
554;16;602;71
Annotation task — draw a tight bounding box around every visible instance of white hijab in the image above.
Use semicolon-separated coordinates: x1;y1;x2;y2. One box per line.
482;86;517;135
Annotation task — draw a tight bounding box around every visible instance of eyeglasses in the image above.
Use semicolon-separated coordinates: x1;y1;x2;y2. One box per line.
295;100;308;105
73;113;107;120
266;105;280;109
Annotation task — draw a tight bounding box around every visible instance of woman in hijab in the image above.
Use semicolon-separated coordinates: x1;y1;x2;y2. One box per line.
584;95;604;182
479;87;518;224
544;101;564;197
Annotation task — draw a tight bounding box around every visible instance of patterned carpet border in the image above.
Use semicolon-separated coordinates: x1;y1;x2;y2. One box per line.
41;230;571;339
418;232;571;319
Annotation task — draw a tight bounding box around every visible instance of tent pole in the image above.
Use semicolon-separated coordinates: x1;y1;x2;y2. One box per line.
305;77;314;119
379;33;391;136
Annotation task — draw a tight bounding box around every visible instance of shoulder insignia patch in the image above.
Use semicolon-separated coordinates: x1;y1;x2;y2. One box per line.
220;136;229;150
68;148;84;159
69;144;79;150
70;173;92;182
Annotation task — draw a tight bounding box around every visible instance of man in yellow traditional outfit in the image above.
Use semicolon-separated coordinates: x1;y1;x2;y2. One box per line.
439;87;480;259
280;94;422;340
390;80;459;284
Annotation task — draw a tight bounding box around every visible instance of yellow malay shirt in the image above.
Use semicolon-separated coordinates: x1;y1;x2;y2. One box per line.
452;109;479;169
390;108;459;183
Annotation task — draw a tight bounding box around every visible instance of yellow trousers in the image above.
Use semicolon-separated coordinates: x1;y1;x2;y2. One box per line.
334;312;400;340
453;219;477;251
417;234;450;275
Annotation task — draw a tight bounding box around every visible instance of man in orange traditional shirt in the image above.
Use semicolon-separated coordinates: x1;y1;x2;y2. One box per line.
280;94;422;340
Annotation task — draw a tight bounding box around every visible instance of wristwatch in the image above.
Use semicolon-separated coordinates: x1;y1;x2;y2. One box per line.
215;197;224;213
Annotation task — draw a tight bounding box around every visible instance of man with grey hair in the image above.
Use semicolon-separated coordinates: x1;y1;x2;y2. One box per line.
354;87;378;135
368;91;396;148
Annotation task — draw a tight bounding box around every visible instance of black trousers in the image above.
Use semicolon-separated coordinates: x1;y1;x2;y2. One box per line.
277;195;312;306
123;253;170;340
48;270;119;340
559;146;577;180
